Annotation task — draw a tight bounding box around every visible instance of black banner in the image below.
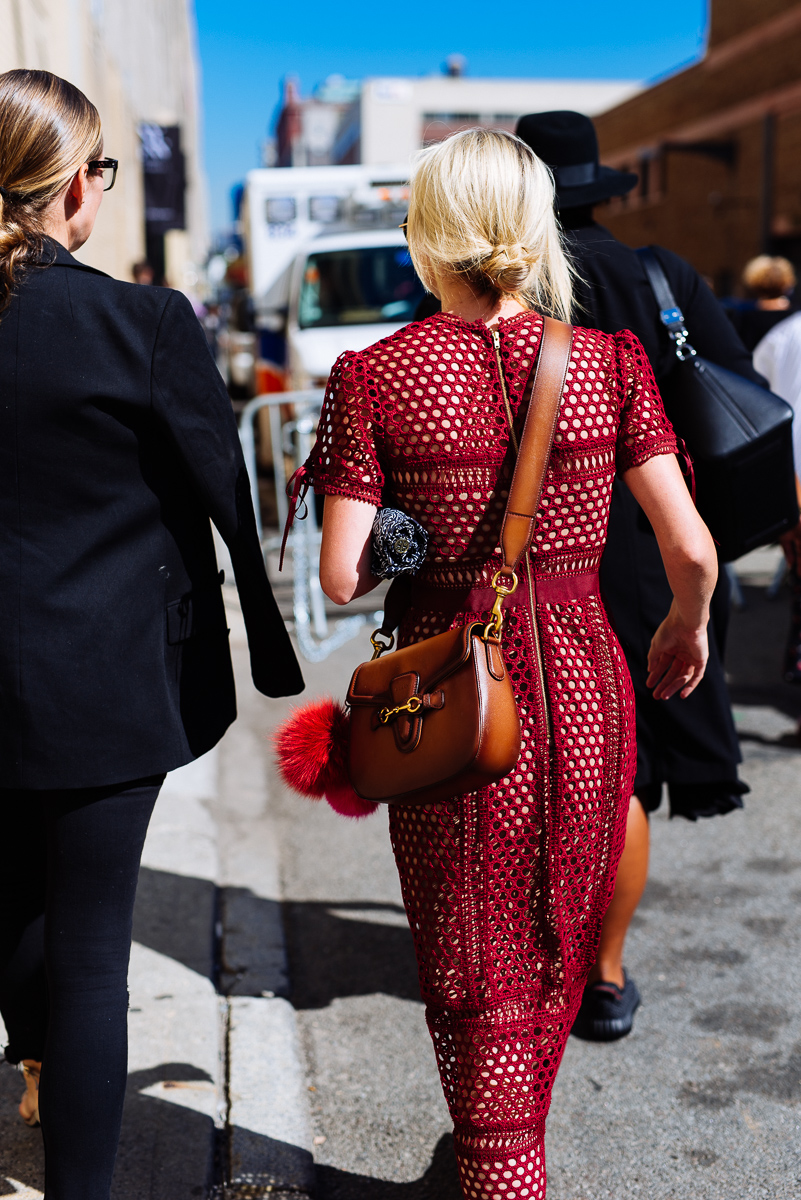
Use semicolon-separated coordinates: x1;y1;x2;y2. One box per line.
140;124;186;234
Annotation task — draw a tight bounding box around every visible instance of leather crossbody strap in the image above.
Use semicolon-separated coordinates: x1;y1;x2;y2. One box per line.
499;315;573;577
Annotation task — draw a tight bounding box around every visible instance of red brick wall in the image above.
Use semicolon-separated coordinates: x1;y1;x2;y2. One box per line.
709;0;798;47
589;0;801;292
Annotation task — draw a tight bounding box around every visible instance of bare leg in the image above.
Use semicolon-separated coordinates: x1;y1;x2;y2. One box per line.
19;1059;42;1126
586;794;649;987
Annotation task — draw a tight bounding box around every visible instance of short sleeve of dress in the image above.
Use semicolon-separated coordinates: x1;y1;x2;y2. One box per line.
304;351;385;506
614;328;679;472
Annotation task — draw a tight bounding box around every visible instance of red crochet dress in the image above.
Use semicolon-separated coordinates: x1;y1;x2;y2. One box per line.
306;311;677;1198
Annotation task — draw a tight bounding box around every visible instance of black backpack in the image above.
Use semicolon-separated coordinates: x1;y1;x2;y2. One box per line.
637;247;798;562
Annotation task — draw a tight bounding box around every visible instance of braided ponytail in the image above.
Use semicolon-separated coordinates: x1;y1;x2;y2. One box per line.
0;70;102;315
0;184;43;313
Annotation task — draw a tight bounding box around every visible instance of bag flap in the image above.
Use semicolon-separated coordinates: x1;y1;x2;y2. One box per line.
347;623;477;706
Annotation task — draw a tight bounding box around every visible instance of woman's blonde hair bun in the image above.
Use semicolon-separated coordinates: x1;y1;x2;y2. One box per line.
482;242;533;294
406;127;575;321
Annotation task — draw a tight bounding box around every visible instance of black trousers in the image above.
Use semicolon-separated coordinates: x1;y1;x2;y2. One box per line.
0;777;162;1200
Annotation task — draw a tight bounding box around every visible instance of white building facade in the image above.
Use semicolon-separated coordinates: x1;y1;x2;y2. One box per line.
334;75;642;165
0;0;207;286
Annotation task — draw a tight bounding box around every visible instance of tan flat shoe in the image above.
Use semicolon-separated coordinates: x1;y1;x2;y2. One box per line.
19;1060;41;1127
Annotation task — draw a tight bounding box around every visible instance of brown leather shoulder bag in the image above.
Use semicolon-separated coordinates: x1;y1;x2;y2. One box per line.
345;316;573;806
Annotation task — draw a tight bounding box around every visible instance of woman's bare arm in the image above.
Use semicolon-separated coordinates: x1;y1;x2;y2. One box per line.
622;453;718;701
319;494;381;605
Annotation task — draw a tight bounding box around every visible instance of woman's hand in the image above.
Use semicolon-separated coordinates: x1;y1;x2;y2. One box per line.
646;601;709;700
623;453;716;701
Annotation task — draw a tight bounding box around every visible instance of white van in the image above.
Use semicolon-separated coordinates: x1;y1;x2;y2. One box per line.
241;165;424;391
286;226;424;388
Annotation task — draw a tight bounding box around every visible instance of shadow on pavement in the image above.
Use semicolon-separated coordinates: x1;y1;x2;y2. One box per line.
132;866;216;981
134;868;419;1011
0;1060;215;1200
135;865;418;1010
229;1128;315;1195
224;1129;460;1200
727;584;801;718
284;900;421;1010
309;1132;462;1200
114;1064;215;1199
218;888;288;997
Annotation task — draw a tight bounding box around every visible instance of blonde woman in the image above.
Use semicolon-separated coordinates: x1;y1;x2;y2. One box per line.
0;70;302;1198
731;254;797;351
304;128;716;1198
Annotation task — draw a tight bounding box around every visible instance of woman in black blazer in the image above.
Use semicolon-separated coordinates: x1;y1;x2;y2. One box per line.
0;70;303;1198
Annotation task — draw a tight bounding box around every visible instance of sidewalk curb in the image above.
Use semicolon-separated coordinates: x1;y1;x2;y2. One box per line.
126;748;224;1199
215;637;316;1199
226;997;315;1197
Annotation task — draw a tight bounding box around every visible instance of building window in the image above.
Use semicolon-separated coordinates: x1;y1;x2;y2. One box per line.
309;196;342;224
266;197;297;225
423;112;481;124
639;156;650;200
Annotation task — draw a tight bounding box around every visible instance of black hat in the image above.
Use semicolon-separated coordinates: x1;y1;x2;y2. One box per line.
515;111;638;209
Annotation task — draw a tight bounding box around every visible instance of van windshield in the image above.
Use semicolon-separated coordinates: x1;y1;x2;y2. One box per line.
297;245;425;329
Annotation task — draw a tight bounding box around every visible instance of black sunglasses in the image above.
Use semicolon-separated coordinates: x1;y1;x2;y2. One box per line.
88;158;119;192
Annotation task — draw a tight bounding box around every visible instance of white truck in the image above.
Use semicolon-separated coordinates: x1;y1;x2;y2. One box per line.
240;163;425;392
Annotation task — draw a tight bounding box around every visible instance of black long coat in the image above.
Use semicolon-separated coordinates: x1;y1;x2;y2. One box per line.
565;219;760;816
0;241;303;789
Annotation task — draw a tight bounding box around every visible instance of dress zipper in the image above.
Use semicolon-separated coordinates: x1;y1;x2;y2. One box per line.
492;327;560;951
492;328;518;453
491;328;554;751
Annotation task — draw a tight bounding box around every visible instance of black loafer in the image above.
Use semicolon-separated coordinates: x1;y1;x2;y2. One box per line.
571;972;641;1042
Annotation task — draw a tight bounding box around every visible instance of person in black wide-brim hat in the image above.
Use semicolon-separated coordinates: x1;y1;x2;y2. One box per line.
515;110;756;1043
515;110;638;210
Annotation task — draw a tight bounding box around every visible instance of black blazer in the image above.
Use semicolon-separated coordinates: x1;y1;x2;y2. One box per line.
0;241;303;789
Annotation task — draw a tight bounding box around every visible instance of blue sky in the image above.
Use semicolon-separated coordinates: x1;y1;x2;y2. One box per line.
195;0;708;234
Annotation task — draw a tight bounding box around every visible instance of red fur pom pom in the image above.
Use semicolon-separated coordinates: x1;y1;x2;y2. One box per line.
274;698;380;819
274;697;350;798
324;780;379;819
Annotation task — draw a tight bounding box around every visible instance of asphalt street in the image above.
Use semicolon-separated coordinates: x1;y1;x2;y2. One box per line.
1;548;800;1199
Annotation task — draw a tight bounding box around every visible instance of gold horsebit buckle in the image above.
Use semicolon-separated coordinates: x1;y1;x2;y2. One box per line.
377;692;444;725
377;695;423;725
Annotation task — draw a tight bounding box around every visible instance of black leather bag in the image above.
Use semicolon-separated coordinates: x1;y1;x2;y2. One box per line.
637;247;798;562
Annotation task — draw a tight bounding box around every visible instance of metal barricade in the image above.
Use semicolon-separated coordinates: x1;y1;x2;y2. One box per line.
238;391;371;663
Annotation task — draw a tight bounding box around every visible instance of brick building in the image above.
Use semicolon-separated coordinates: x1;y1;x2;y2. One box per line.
594;0;801;296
